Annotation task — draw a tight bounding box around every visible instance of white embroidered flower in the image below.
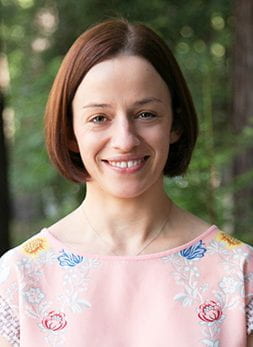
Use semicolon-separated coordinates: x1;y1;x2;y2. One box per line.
219;276;238;293
18;257;32;271
162;254;182;266
24;287;45;304
63;268;89;290
207;240;230;256
183;265;200;277
232;247;249;260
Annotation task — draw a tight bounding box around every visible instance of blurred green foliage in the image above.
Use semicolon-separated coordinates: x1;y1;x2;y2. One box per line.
1;0;252;245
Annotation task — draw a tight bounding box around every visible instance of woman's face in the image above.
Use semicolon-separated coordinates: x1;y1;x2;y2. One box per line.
72;55;178;199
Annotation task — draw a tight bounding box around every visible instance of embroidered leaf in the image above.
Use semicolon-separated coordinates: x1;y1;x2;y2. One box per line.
202;339;214;346
226;296;240;309
174;293;193;306
70;299;91;313
174;293;187;302
200;283;209;293
202;327;210;338
202;339;220;346
185;284;195;295
182;296;193;306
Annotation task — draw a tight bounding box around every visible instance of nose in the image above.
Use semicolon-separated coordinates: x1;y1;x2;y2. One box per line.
110;116;140;152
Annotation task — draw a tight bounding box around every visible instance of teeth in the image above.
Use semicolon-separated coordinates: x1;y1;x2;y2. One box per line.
108;159;143;168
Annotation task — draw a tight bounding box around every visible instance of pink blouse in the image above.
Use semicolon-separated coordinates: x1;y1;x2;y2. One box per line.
0;225;252;346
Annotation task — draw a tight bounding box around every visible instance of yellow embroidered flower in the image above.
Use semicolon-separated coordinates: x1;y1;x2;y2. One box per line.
22;237;48;257
216;231;242;249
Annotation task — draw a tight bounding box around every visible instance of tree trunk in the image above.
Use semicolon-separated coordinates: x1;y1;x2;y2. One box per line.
232;0;253;232
0;89;10;255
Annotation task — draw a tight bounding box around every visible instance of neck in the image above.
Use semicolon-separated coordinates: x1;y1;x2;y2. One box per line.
80;181;172;247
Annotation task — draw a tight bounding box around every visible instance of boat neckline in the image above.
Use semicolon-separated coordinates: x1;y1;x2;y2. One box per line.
39;225;218;261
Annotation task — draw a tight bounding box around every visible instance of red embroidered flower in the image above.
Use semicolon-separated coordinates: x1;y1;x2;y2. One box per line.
42;311;67;331
198;300;222;322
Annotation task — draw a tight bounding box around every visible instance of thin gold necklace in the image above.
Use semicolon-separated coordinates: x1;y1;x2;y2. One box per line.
80;207;171;256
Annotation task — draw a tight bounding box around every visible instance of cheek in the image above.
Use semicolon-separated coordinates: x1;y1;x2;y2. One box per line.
151;134;171;164
144;127;170;151
75;132;105;165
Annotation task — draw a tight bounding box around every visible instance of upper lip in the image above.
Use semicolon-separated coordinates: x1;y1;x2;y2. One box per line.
102;155;149;162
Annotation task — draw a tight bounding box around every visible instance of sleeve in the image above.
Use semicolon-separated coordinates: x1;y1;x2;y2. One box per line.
0;250;20;346
245;245;253;335
246;298;253;335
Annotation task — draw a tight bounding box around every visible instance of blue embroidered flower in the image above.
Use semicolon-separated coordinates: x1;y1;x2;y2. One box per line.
57;250;84;267
180;240;207;260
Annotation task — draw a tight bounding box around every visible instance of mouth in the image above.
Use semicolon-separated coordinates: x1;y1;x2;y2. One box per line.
102;156;149;171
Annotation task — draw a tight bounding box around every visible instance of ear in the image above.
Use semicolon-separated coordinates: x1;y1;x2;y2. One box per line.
169;129;181;144
67;126;80;153
68;139;79;153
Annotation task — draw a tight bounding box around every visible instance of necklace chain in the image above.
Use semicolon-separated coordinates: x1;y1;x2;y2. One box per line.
80;207;170;256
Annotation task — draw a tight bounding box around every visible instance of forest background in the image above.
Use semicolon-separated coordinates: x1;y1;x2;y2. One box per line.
0;0;253;255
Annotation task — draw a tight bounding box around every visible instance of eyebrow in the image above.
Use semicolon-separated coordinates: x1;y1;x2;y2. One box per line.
82;97;163;109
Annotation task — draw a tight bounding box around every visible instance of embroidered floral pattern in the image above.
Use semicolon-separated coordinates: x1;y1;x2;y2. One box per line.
57;250;84;267
215;232;241;249
198;300;223;322
12;238;99;345
22;237;48;257
0;228;252;346
162;230;253;346
42;311;67;331
180;240;207;260
24;287;45;304
219;276;238;294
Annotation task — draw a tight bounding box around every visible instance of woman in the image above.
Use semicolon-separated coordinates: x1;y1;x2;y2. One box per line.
0;18;252;346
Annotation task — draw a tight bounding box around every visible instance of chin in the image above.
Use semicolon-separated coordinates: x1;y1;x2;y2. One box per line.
102;183;154;200
112;192;144;199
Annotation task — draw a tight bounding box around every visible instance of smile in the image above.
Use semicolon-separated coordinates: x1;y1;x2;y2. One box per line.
102;156;149;172
108;159;143;168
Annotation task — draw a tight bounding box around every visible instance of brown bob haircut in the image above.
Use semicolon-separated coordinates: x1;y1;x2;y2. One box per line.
45;18;198;183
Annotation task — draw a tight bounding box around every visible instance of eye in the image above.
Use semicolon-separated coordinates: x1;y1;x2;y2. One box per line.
90;115;107;123
137;112;157;120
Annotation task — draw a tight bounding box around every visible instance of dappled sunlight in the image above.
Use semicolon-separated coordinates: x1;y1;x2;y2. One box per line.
16;0;34;9
35;8;58;35
31;37;50;52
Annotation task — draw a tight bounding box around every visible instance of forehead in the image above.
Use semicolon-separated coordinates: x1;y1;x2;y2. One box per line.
73;55;171;103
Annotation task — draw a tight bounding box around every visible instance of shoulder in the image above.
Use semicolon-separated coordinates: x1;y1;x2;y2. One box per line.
0;230;49;280
0;229;55;311
0;230;48;261
208;230;253;278
213;230;253;254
